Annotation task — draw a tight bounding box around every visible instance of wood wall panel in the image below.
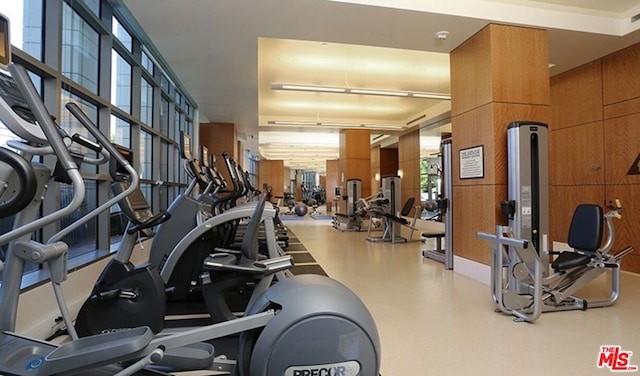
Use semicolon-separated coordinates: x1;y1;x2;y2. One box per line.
341;129;371;159
258;160;285;198
604;96;640;119
200;122;236;184
549;40;640;274
453;184;507;264
450;25;493;116
605;185;640;264
399;130;420;216
380;148;399;177
340;129;372;198
371;146;380;193
490;25;550;106
451;104;497;186
550;61;603;129
603;113;640;185
325;159;340;212
549;121;605;186
602;43;640;106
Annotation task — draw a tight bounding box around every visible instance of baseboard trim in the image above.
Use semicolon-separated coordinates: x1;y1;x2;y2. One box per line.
453;256;490;286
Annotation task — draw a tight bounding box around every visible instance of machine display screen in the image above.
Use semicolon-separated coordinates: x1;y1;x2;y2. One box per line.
180;131;192;159
0;14;10;69
200;145;209;167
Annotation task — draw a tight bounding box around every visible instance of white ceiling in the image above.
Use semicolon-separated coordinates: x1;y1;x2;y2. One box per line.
122;0;640;173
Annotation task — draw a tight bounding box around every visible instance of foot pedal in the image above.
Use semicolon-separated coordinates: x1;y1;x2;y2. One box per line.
158;342;215;370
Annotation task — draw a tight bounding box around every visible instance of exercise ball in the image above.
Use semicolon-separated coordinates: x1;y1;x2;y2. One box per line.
423;200;438;211
294;203;308;216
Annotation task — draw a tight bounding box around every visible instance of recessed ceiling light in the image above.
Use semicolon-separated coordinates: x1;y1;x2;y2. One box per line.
435;31;450;40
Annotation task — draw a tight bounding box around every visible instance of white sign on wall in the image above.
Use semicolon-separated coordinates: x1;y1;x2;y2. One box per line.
459;145;484;179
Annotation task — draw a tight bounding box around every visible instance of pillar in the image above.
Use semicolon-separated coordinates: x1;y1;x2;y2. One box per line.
339;129;371;199
450;24;551;266
398;130;420;216
258;160;285;198
200;122;237;184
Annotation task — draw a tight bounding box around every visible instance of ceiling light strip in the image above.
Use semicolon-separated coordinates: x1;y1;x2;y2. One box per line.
267;120;402;130
271;83;450;100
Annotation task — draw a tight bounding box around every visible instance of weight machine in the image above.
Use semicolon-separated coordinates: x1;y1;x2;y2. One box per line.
477;121;633;322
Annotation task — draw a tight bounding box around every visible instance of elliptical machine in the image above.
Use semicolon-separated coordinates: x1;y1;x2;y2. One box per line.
0;61;381;376
73;140;171;336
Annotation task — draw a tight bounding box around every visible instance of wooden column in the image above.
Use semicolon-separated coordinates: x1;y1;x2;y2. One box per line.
326;159;340;213
199;122;237;184
450;24;551;265
339;129;372;199
371;146;399;194
398;130;420;216
258;160;285;198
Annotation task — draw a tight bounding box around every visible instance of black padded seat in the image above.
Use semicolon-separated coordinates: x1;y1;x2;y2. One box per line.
551;204;603;272
551;252;591;271
383;213;410;225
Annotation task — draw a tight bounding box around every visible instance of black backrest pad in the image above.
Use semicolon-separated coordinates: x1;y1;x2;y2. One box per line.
401;197;415;217
567;204;603;253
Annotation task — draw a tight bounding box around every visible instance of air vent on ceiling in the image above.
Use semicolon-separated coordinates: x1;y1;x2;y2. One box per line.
406;114;426;125
632;13;640;23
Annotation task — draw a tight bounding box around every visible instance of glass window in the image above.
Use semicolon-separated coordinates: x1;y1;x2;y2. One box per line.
60;89;99;174
0;0;43;60
111;50;131;113
60;180;98;257
173;107;181;142
185;119;192;137
61;2;99;93
141;50;154;74
1;0;196;281
159;96;169;135
112;16;132;52
140;183;152;207
159;186;169;211
160;73;170;93
160;141;169;181
0;72;40;146
82;0;100;16
139;130;152;180
110;115;130;148
174;147;181;183
140;77;153;126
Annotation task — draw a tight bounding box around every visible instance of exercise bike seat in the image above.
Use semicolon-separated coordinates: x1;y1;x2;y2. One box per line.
551;204;603;272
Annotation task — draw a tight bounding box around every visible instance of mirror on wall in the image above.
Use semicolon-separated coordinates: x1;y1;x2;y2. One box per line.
419;121;451;215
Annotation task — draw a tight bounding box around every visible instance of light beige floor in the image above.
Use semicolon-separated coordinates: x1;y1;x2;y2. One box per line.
284;216;640;376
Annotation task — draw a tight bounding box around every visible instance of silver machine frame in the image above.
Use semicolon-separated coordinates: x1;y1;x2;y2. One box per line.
331;178;363;231
477;121;634;322
367;176;408;243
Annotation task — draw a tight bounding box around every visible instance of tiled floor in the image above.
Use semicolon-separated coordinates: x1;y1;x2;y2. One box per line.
284;216;640;376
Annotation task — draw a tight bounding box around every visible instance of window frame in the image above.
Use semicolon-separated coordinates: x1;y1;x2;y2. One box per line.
0;0;198;287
